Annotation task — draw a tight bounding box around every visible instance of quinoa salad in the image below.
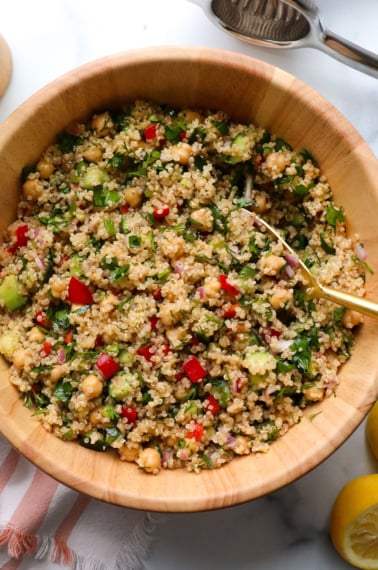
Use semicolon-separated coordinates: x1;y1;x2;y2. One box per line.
0;100;367;474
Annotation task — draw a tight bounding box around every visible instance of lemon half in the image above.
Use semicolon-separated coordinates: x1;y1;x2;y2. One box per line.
330;474;378;569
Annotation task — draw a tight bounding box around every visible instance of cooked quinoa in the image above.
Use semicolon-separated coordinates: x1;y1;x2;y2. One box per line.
0;100;367;474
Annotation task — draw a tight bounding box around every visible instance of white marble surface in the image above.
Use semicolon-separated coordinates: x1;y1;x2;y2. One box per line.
0;1;377;569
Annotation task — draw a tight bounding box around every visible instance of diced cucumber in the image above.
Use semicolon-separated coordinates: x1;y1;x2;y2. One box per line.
81;165;110;189
69;254;83;277
119;349;133;365
108;372;138;400
243;350;276;376
229;133;250;164
0;332;20;359
0;275;27;311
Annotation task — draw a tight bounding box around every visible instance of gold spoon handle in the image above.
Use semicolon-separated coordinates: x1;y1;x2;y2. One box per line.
318;284;378;320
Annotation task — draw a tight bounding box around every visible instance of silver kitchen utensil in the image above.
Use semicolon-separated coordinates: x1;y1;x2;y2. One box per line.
188;0;378;78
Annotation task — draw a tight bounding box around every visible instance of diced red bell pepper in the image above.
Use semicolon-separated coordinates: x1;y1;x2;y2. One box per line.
179;130;187;141
64;329;74;345
162;344;170;356
189;336;200;346
149;316;159;331
175;372;185;381
96;353;120;379
8;224;29;254
153;206;170;220
94;335;104;348
182;356;207;383
144;124;157;141
40;341;52;357
121;405;137;424
67;276;94;305
186;423;204;441
120;204;129;214
223;303;238;318
152;287;162;300
34;311;51;329
137;344;156;362
219;274;239;296
204;394;220;415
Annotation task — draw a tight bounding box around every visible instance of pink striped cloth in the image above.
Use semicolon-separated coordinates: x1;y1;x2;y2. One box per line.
0;435;159;569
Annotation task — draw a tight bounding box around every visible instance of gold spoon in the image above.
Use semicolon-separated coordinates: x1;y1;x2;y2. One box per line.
241;201;378;321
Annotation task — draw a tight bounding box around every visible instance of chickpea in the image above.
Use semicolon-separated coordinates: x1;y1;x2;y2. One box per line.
81;374;103;399
270;287;293;309
91;112;114;136
265;151;289;174
251;192;268;214
260;255;286;276
124;186;143;208
99;292;118;314
27;327;45;342
50;364;68;383
179;109;203;123
137;447;161;474
190;208;214;232
233;436;251;456
82;145;103;163
13;348;27;370
202;277;221;300
36;157;54;179
50;277;67;299
341;309;363;329
161;143;192;165
89;406;110;426
119;443;142;462
22;179;44;201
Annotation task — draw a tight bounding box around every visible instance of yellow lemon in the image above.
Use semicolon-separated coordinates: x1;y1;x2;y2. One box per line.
330;474;378;569
366;401;378;460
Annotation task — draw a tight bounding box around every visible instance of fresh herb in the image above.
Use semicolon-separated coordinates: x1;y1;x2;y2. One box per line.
164;119;187;144
208;378;230;407
92;187;121;207
54;380;75;403
58;132;81;153
128;235;141;248
210;119;229;135
103;219;117;236
188;125;207;144
293;184;310;197
300;148;318;167
194;156;207;171
326;203;345;232
21;165;36;182
320;231;336;255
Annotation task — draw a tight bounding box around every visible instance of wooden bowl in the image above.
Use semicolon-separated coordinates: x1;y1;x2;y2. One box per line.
0;46;377;512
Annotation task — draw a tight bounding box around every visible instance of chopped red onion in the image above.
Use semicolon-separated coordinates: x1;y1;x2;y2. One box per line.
34;254;46;270
174;262;184;276
355;242;367;262
284;265;295;279
226;435;237;448
197;286;205;300
56;349;66;363
285;253;299;268
33;227;41;237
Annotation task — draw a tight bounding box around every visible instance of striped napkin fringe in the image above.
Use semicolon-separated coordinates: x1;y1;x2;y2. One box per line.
0;439;160;569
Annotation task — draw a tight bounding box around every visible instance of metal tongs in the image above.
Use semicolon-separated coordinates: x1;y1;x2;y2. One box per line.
188;0;378;78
